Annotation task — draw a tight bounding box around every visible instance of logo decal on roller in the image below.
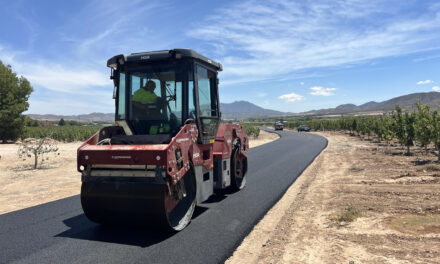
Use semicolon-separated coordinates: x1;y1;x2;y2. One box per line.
112;156;131;159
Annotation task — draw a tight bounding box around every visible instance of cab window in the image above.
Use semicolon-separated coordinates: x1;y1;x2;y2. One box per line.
117;73;125;120
196;65;218;117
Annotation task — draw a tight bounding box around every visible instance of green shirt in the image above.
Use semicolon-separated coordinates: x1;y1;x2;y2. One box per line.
132;89;158;103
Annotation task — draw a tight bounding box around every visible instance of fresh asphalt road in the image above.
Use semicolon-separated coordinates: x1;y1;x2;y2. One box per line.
0;129;327;264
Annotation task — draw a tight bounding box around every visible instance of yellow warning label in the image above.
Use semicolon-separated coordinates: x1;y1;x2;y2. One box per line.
209;139;215;144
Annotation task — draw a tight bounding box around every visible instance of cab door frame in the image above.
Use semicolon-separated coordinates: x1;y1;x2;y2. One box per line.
193;61;221;144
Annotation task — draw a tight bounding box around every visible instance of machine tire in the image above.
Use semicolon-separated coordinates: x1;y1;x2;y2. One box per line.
230;143;247;191
80;168;197;232
165;168;197;231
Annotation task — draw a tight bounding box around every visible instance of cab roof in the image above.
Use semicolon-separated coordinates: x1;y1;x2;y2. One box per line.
107;48;222;71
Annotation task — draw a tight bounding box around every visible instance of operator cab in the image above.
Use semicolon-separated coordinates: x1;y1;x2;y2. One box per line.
107;49;222;144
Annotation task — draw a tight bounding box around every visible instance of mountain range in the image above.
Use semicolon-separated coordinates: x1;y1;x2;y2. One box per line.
303;91;440;115
27;92;440;121
220;101;289;119
27;113;115;123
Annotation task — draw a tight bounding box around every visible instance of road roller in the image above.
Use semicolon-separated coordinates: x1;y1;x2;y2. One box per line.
77;49;249;231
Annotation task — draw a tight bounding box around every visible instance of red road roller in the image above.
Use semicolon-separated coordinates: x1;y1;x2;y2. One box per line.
77;49;249;231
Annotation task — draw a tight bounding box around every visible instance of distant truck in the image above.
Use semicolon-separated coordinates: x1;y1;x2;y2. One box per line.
274;121;284;131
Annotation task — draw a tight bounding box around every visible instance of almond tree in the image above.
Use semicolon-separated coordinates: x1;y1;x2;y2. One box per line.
18;137;59;169
382;115;395;146
351;118;358;135
414;102;433;154
432;110;440;161
392;105;415;155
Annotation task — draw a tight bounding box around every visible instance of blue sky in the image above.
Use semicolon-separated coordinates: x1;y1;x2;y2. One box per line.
1;0;440;115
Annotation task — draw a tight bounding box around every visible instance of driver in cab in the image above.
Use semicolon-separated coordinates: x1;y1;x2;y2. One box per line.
131;80;170;134
132;80;158;103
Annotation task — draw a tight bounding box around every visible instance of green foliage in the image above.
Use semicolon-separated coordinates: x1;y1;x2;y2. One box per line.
276;102;440;157
0;61;33;143
22;126;101;142
381;115;395;145
392;105;415;154
58;118;66;126
242;124;260;138
67;120;82;126
331;206;360;225
414;101;433;152
431;110;440;160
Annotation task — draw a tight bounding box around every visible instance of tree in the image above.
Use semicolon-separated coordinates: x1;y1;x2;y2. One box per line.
351;118;358;135
431;110;440;161
414;102;433;154
382;115;395;146
58;118;66;126
18;137;59;169
0;61;33;143
392;105;415;155
32;119;40;127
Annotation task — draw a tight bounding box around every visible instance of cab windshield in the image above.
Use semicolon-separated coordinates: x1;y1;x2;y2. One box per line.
124;64;186;135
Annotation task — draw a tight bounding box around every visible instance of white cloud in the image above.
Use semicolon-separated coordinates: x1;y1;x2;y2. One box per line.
432;86;440;91
279;92;304;102
310;86;336;96
0;47;109;94
190;0;440;84
300;82;305;85
0;1;162;95
24;64;109;93
417;79;434;85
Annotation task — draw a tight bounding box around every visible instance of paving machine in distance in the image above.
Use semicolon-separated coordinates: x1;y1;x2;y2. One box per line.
78;49;249;231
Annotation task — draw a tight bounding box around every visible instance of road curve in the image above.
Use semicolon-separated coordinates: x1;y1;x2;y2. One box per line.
0;129;327;264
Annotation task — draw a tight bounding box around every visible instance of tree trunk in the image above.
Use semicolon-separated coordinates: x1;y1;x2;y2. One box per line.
437;144;440;161
34;153;38;169
425;145;428;154
407;145;410;155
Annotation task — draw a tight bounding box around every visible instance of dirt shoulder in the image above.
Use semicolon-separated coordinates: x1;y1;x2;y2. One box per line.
0;130;278;215
227;131;440;264
249;129;279;148
0;142;82;214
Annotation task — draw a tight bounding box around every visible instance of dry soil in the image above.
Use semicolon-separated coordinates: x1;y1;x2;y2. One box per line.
226;131;440;264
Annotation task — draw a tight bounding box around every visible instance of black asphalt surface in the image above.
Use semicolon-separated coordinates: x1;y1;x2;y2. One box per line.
0;129;327;264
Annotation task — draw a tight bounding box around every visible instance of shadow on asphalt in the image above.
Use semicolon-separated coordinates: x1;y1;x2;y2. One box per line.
55;192;231;247
192;206;209;219
56;214;174;248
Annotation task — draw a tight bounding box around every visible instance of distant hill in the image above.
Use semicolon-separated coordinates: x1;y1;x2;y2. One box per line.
27;101;289;122
220;101;290;119
304;92;440;115
26;92;440;122
27;113;115;123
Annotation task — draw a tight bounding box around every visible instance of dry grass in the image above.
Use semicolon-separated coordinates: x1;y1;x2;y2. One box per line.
385;214;440;235
331;206;361;225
